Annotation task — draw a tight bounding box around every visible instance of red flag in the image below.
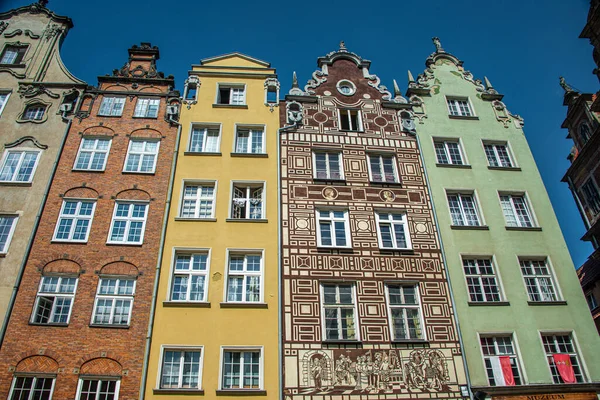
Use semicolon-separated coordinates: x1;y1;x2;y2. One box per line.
499;356;515;386
552;354;576;383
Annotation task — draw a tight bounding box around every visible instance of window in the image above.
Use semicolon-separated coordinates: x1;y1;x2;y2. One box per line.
189;125;220;153
0;92;10;116
386;284;423;340
314;152;343;180
447;193;482;226
480;336;522;386
180;183;216;219
322;284;357;340
124;140;159;173
74;138;111;171
368;154;399;183
226;253;262;303
98;96;125;117
376;213;411;249
171;253;209;302
108;202;148;244
266;87;277;103
9;376;54;400
32;276;77;324
23;104;46;121
0;150;40;182
221;349;261;390
231;183;264;219
586;293;598;310
339;109;362;131
234;127;264;154
581;179;600;216
77;379;119;400
316;210;350;248
217;85;245;105
161;349;203;389
541;334;585;383
336;80;356;96
92;278;135;325
134;98;160;118
519;259;558;302
579;122;592;144
500;194;534;227
0;215;18;254
463;258;502;302
484;143;514;168
184;80;198;101
447;97;473;117
0;45;27;65
53;200;96;242
434;140;464;165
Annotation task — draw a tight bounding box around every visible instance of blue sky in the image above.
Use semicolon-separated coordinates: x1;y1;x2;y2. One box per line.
4;0;597;267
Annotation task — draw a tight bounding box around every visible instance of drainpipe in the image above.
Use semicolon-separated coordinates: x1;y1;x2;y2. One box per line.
0;118;72;348
415;134;474;400
139;121;182;400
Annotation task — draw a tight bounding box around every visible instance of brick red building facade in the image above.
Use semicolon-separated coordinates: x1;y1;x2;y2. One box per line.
0;43;179;399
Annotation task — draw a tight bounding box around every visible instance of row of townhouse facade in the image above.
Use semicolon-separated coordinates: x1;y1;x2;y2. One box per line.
0;2;598;400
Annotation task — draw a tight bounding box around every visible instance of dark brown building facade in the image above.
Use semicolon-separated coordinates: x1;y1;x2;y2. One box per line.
0;43;180;399
279;44;467;400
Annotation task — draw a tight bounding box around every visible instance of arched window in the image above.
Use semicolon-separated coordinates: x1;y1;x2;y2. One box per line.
23;104;46;121
579;122;592;144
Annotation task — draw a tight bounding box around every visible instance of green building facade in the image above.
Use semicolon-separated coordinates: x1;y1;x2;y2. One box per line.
409;39;600;399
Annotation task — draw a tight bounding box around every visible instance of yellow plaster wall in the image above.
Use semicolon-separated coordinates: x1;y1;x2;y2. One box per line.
145;56;280;399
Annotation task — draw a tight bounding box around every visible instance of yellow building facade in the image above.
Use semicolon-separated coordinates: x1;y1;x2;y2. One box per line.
144;53;280;399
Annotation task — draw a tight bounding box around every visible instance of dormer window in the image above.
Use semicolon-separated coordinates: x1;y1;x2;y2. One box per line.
0;45;27;65
339;109;362;131
23;104;46;121
217;84;245;105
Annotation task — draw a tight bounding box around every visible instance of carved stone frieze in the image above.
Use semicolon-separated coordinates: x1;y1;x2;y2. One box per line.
18;84;60;99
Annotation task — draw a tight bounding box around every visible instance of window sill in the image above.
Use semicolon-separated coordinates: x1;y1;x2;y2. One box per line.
89;323;130;329
338;129;364;133
468;301;510;306
225;218;268;223
97;114;124;118
216;390;266;396
105;242;144;247
369;180;402;186
505;226;542;231
220;302;268;309
174;217;217;222
212;104;248;109
322;340;362;345
488;166;522;171
313;178;346;185
132;116;158;119
183;152;222;156
391;339;429;344
378;248;414;255
153;389;204;395
50;240;88;244
163;301;211;308
122;171;156;175
72;169;106;173
0;181;33;186
448;115;479;120
29;322;69;327
230;153;268;158
317;246;354;252
435;163;472;169
450;225;489;230
527;300;567;306
0;63;26;68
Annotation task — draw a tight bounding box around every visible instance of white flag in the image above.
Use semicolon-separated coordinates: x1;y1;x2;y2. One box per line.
489;356;506;386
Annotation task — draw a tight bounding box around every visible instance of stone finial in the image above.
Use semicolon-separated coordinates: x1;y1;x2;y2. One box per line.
484;76;493;90
339;40;347;51
407;70;415;83
292;71;299;88
432;37;443;52
38;0;48;6
393;79;402;97
559;76;575;93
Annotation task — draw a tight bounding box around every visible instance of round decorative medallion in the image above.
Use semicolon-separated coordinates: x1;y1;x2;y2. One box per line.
322;187;338;200
296;218;309;229
374;116;388;127
323;90;332;96
357;220;370;231
313;112;328;123
336;80;356;96
380;189;396;202
415;223;427;233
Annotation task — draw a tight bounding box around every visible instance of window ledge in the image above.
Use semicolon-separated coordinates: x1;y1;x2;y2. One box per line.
468;301;510;306
230;153;268;158
216;390;266;396
316;246;354;252
72;169;106;173
183;152;222;156
0;63;26;68
338;129;364;133
322;340;362;345
212;104;248;109
505;226;542;231
132;116;158;119
174;217;217;222
220;302;268;309
391;339;429;344
122;171;156;175
488;166;522;171
450;225;490;230
225;218;268;223
163;301;211;308
528;300;567;306
29;322;69;327
435;163;472;169
105;242;144;247
369;181;402;186
448;115;479;120
97;114;123;118
153;389;204;395
378;248;415;255
470;383;600;396
89;324;130;329
313;178;347;185
50;240;88;244
0;181;33;186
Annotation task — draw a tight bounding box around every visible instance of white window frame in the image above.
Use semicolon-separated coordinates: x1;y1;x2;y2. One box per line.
320;283;359;341
123;139;160;173
447;192;483;226
385;283;425;341
316;209;351;248
446;96;475;117
52;199;96;243
75;378;120;400
313;151;344;180
23;104;46;121
367;153;399;183
98;96;126;117
540;332;587;384
216;84;246;105
188;124;221;153
338;109;362;131
433;138;465;165
462;257;504;303
219;346;264;390
158;346;204;390
107;201;149;245
0;91;11;116
499;193;536;228
169;249;210;303
134;98;160;118
91;277;136;326
519;258;560;302
8;376;55;400
179;181;217;219
0;215;18;254
224;250;264;303
233;125;266;154
0;149;41;183
479;334;524;386
230;181;265;220
73;137;112;171
483;141;515;168
586;292;598;310
31;276;78;325
375;212;412;250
